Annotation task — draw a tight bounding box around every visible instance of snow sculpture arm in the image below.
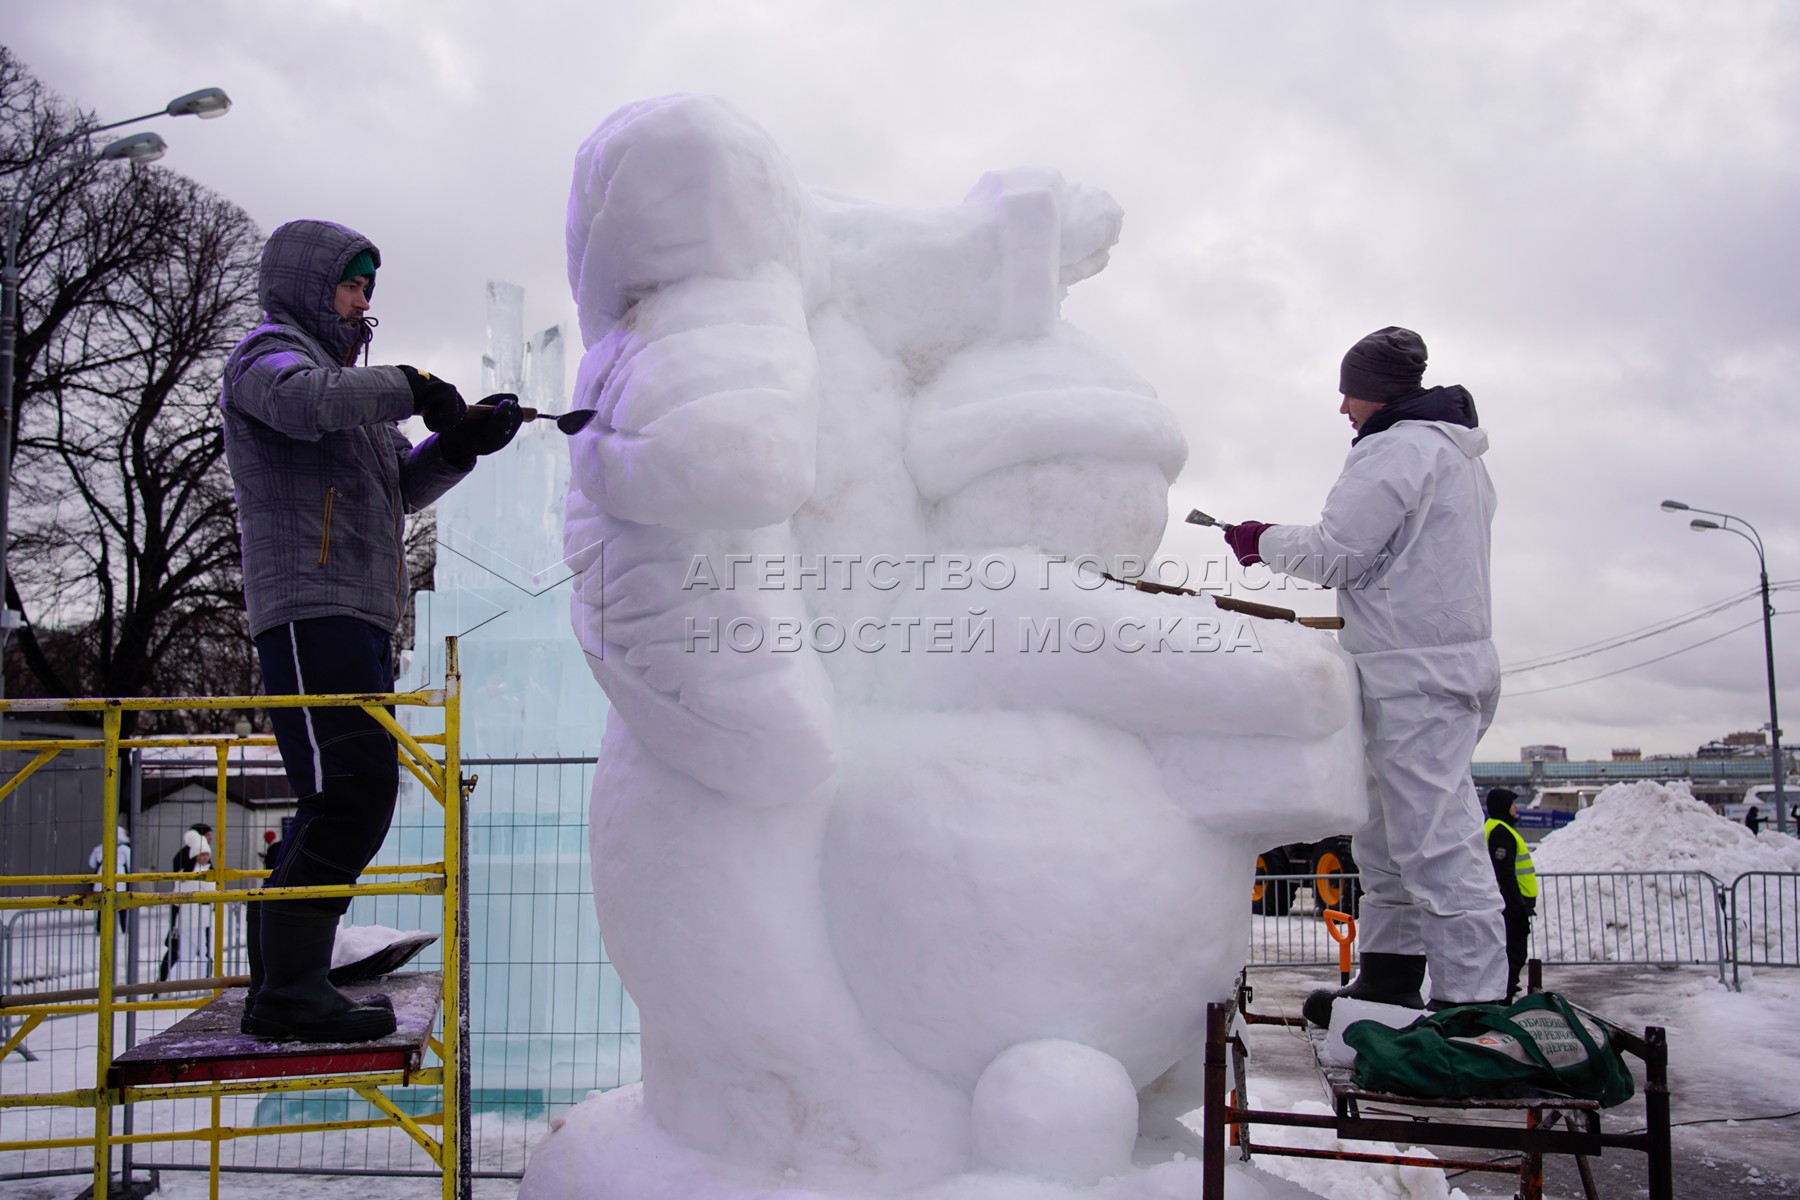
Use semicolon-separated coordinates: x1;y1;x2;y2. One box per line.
872;556;1351;739
564;503;836;804
817;168;1122;359
569;272;817;530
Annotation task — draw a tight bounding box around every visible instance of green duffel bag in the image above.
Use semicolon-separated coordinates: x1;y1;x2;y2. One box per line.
1343;991;1636;1108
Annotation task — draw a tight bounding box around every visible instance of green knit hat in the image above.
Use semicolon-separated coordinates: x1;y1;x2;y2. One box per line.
340;249;377;284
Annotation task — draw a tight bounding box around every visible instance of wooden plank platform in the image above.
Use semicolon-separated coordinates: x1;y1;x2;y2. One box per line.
108;971;443;1088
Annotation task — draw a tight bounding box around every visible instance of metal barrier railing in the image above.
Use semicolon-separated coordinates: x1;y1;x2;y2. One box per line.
1245;867;1800;991
1530;870;1730;983
1726;871;1800;989
1;906;246;1004
1247;873;1355;968
0;637;471;1200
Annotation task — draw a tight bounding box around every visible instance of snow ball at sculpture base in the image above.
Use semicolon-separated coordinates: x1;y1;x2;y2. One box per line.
970;1039;1136;1184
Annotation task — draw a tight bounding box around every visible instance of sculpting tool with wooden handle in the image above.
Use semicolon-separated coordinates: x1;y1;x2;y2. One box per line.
1102;572;1346;630
464;395;597;435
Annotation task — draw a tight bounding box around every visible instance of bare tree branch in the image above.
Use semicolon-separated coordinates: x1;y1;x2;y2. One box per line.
3;47;262;732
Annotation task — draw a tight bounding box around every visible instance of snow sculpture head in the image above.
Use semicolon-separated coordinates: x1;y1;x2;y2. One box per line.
527;94;1370;1200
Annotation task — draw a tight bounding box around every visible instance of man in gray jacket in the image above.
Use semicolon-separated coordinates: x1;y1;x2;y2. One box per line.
221;219;521;1041
1221;327;1507;1025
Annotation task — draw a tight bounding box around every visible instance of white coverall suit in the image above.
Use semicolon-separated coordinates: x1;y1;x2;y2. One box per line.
1258;418;1508;1004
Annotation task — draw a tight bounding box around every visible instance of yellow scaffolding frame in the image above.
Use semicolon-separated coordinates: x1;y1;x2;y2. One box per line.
0;637;470;1200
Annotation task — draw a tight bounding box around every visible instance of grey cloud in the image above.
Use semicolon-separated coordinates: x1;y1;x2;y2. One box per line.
9;0;1797;759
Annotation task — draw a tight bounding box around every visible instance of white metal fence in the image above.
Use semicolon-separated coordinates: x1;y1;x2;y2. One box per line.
1726;871;1800;988
1244;869;1800;990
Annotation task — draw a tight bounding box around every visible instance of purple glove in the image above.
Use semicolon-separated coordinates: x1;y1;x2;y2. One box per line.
1223;520;1270;567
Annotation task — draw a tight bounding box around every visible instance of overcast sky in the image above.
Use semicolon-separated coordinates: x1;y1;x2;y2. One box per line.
10;0;1798;761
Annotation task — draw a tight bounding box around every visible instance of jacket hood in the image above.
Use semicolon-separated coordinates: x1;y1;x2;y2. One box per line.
1353;383;1477;446
1434;419;1489;459
258;219;381;365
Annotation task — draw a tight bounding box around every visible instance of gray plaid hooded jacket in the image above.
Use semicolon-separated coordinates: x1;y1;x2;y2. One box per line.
220;219;469;638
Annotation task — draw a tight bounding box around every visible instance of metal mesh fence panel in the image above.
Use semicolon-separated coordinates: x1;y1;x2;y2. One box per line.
1245;874;1357;969
1;753;640;1186
1529;871;1728;981
1727;871;1800;988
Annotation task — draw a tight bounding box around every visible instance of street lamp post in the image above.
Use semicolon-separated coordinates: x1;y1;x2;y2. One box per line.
1660;499;1788;835
0;87;230;699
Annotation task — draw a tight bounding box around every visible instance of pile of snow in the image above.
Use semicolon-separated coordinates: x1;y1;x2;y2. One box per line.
1530;781;1800;966
1533;780;1800;878
330;923;435;971
531;1084;1456;1200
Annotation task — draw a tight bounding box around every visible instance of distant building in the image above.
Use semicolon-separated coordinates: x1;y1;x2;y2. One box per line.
1473;752;1794;815
135;767;296;875
1611;748;1642;761
1521;744;1568;763
1699;731;1769;758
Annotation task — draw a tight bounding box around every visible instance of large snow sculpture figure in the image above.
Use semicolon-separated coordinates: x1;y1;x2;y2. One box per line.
523;94;1369;1200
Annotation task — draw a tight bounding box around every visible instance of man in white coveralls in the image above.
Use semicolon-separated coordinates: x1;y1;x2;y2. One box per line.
1219;326;1507;1023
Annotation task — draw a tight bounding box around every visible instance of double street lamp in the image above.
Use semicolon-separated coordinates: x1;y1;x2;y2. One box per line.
0;86;231;698
1660;500;1789;835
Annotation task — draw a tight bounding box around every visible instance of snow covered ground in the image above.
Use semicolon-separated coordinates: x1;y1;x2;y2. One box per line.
6;779;1796;1198
1233;965;1800;1199
8;962;1794;1199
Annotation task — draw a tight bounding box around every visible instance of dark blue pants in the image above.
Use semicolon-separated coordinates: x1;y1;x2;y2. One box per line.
255;617;399;917
1503;904;1534;1001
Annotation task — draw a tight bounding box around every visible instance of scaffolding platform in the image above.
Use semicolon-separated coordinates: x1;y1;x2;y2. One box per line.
0;637;473;1200
109;972;443;1088
1200;969;1672;1200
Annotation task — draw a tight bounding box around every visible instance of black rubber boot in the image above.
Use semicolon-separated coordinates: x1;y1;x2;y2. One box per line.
1301;952;1428;1028
239;910;390;1036
240;902;263;1034
241;908;397;1042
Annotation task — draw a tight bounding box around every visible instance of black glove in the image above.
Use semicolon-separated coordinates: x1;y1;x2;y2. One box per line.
438;393;523;468
398;365;467;433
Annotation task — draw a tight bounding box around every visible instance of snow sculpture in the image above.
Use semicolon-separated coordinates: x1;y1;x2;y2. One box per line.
522;94;1370;1200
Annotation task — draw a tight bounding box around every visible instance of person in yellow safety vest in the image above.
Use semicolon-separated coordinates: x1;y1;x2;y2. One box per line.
1484;787;1538;1001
